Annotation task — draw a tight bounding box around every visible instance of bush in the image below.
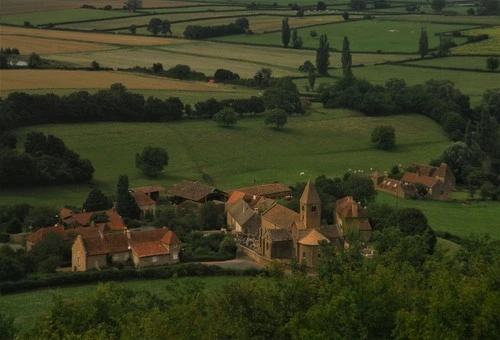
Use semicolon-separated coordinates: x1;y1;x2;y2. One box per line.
371;125;396;150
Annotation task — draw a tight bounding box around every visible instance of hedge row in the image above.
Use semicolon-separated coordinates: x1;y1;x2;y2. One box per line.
0;263;266;295
182;252;236;262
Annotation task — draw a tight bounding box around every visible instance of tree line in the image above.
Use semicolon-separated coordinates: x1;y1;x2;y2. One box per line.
0;131;94;188
183;17;250;40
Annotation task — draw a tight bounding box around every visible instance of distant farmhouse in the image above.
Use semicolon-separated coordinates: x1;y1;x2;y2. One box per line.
232;182;292;199
167;180;227;204
130;185;166;218
229;180;372;267
371;163;455;201
72;228;181;271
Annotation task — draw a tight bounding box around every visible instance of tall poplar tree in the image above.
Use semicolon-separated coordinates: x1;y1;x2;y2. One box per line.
316;34;330;75
341;36;353;78
418;28;429;59
281;17;291;47
115;174;141;219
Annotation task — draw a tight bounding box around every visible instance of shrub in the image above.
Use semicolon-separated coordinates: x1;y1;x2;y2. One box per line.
371;125;396;150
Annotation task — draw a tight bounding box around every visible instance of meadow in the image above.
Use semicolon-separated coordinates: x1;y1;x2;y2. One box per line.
452;26;500;55
405;55;494;70
376;192;500;240
0;8;140;26
0;276;250;331
0;69;232;91
322;65;500;105
216;19;478;52
2;108;450;207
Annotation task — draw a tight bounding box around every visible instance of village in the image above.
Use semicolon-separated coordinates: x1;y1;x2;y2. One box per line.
10;161;455;272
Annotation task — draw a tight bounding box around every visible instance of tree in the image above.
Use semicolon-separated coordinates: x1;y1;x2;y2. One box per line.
431;0;446;11
310;30;318;38
83;188;112;212
438;36;455;56
213;107;238;127
161;20;172;35
299;60;315;73
147;18;162;35
265;109;288;129
262;77;302;114
371;125;396;150
197;201;221;230
129;24;137;34
91;60;100;70
316;34;330;75
344;174;377;205
350;0;367;9
292;29;303;49
342;11;349;20
135;146;169;177
281;17;291;47
341;36;353;78
0;132;16;149
28;53;42;68
308;71;316;91
235;17;249;31
317;1;327;10
116;174;141;219
253;68;272;88
486;56;499;71
418;28;429;58
124;0;142;11
25;206;59;230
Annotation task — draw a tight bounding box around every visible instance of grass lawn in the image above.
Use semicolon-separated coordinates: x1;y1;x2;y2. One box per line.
376;191;500;239
324;65;500;105
0;8;139;26
0;276;250;331
1;108;451;206
404;55;494;71
216;19;478;53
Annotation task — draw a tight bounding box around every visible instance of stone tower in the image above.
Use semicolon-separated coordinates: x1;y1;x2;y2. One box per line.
300;179;321;229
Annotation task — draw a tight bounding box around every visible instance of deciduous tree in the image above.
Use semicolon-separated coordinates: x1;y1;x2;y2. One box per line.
83;188;112;212
213;107;238;127
486;56;499;71
264;109;288;129
371;125;396;150
135;146;169;177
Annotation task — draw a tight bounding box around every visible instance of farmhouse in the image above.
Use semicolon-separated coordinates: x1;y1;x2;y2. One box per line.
167;180;227;204
334;196;372;241
62;208;127;230
25;223;109;250
71;228;181;271
371;163;455;201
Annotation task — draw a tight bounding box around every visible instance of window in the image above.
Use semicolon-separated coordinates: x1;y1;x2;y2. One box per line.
266;243;269;250
301;205;304;211
311;204;316;212
302;252;306;259
152;256;159;263
173;253;178;260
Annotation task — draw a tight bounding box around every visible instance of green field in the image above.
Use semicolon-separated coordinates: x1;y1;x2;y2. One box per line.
141;5;248;13
0;276;249;331
405;55;495;70
376;192;500;239
1;108;451;206
323;65;500;105
216;19;477;52
0;8;139;26
382;14;500;26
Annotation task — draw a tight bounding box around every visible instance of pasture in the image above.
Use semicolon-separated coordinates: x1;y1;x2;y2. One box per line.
2;108;451;206
0;276;250;331
405;55;494;70
376;192;500;240
216;19;479;53
323;65;500;105
382;14;500;26
0;8;139;26
0;0;206;15
0;69;231;91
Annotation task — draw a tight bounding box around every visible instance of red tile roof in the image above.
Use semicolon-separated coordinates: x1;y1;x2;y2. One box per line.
71;209;122;226
298;229;329;246
95;220;127;231
82;233;129;255
336;196;369;218
161;230;181;245
132;192;156;207
300;179;321;204
128;228;170;243
226;191;248;210
233;183;291;197
402;172;440;188
26;225;66;243
130;241;169;257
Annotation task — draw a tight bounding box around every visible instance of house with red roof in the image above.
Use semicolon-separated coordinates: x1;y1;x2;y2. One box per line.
71;228;181;271
334;196;372;241
62;209;127;231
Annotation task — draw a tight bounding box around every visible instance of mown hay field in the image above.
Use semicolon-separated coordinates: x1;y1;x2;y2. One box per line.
452;26;500;55
321;65;500;105
216;20;479;53
405;55;495;70
156;41;417;69
0;70;230;91
0;25;185;46
0;0;206;15
3;109;451;206
44;46;302;77
57;10;254;31
0;8;140;26
0;33;117;54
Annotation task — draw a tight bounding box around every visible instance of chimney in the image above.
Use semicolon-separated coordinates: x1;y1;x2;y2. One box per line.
352;203;358;217
126;230;131;239
98;229;104;239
